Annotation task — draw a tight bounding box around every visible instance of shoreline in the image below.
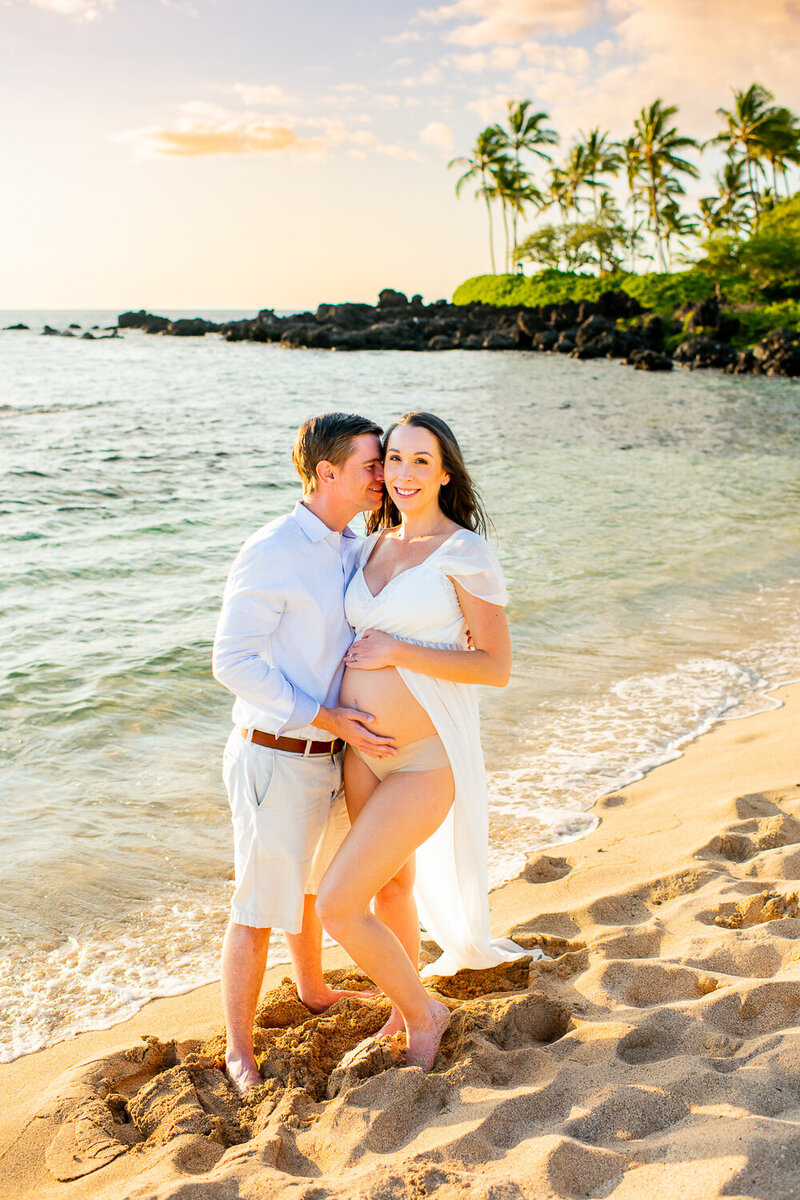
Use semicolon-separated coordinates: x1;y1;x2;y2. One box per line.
2;680;800;1197
3;675;792;1070
4;288;798;376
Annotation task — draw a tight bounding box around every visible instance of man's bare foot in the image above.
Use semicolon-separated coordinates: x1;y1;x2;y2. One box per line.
406;1001;450;1072
374;1005;405;1040
224;1054;262;1096
298;984;377;1013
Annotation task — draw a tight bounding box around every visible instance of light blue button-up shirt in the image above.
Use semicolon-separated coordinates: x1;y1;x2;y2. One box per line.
212;501;358;738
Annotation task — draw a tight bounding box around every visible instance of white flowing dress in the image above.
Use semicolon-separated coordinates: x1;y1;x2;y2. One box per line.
345;527;536;977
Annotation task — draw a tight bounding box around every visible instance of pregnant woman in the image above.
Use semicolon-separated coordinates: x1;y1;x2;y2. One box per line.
316;411;528;1071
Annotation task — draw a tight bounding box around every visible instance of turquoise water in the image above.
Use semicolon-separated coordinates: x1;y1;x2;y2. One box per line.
2;312;800;1061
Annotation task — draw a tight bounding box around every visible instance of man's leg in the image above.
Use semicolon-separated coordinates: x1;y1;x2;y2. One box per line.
286;893;379;1011
221;919;271;1093
290;780;381;1010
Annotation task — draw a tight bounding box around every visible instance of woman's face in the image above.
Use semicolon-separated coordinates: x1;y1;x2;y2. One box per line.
384;424;450;516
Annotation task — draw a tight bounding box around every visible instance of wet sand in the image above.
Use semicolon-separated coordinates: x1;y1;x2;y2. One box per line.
2;682;800;1200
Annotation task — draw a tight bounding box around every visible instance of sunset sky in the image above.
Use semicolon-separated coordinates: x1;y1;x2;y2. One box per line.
3;0;799;309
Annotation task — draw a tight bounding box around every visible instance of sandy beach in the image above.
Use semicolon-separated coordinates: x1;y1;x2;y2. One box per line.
2;681;800;1200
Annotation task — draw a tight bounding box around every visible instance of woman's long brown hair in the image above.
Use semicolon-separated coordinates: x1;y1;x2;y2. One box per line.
366;411;489;536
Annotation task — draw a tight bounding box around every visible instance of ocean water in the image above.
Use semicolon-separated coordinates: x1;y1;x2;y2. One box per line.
2;310;800;1063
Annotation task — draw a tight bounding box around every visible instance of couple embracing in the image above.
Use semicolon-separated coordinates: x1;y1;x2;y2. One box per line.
212;410;528;1095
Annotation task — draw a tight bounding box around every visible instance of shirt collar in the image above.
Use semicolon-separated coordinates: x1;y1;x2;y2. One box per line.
292;500;356;543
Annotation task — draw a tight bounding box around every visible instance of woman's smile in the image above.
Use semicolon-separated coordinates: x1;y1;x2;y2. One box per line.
383;424;450;517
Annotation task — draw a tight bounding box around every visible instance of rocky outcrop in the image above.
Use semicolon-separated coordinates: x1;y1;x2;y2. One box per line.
673;337;736;371
103;290;799;378
117;311;220;336
742;327;800;377
627;347;673;371
680;297;741;344
118;310;171;334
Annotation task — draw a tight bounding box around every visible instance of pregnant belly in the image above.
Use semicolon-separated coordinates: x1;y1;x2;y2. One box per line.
339;664;437;745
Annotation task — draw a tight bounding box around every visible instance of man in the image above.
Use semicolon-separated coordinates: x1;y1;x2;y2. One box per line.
212;412;395;1094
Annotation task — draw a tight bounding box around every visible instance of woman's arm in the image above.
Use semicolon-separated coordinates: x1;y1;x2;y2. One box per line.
345;581;512;687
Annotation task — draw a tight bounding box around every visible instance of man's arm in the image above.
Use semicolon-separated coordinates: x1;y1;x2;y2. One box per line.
212;540;319;735
213;539;395;753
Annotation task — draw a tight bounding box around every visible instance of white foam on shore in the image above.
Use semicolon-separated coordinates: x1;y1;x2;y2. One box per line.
485;639;800;886
3;625;800;1064
0;897;292;1064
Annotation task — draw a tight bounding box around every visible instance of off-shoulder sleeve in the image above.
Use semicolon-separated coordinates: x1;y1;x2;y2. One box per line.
439;529;509;606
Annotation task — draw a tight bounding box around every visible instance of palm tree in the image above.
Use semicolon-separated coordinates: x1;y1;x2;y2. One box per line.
620;135;644;270
560;141;596;215
491;162;545;271
448;128;509;273
661;200;697;269
493;100;558;261
707;158;751;233
633;99;699;271
712;84;790;227
576;128;622;214
545;164;571;223
756;106;800;198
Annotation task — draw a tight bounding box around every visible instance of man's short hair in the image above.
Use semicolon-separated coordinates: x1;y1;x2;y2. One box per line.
292;412;383;492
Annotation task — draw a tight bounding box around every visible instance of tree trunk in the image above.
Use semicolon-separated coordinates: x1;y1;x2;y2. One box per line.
501;202;510;273
513;146;521;263
745;152;761;229
482;171;497;274
648;159;666;273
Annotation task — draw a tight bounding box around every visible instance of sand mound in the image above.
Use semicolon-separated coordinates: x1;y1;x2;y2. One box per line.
18;784;800;1200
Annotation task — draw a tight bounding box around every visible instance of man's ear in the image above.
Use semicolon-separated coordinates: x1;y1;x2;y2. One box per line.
315;459;337;487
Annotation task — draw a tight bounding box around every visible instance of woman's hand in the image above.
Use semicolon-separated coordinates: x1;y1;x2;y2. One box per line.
343;630;398;671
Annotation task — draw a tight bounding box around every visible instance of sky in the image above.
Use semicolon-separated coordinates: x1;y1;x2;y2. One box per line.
2;0;799;309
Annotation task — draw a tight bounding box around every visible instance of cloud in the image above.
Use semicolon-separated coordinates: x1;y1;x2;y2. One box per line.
383;29;424;43
466;89;518;123
218;83;300;109
451;46;522;72
418;0;599;45
120;107;422;161
419;120;455;153
439;0;799;148
400;65;444;87
519;41;590;71
27;0;114;17
592;0;800;138
129;120;304;158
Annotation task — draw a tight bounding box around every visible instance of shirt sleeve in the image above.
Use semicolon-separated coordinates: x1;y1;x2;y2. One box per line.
439;530;509;607
211;538;320;734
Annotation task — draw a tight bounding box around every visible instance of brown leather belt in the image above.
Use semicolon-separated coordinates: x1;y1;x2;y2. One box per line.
240;728;344;756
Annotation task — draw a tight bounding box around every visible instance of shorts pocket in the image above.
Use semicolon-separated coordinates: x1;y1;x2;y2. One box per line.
252;749;280;812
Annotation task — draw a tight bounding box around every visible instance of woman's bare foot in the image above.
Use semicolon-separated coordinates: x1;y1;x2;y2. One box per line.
374;1005;405;1040
299;984;378;1014
224;1054;262;1096
405;1001;450;1072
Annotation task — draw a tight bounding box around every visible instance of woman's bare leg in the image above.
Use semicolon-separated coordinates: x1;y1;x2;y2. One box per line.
344;751;420;1037
316;765;454;1070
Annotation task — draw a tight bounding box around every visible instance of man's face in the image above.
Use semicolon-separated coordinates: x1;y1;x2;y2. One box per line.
335;433;384;515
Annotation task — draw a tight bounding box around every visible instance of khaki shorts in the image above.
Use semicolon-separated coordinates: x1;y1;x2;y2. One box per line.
222;728;350;932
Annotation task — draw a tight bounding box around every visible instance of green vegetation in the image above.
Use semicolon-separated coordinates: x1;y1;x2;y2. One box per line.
697;193;800;301
454;194;800;346
449;84;800;278
453;269;715;315
726;301;800;345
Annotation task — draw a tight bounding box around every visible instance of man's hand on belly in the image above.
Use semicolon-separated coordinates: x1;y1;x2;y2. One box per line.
313;705;397;757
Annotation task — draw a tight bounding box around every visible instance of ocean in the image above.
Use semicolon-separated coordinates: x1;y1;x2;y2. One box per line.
2;309;799;1063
